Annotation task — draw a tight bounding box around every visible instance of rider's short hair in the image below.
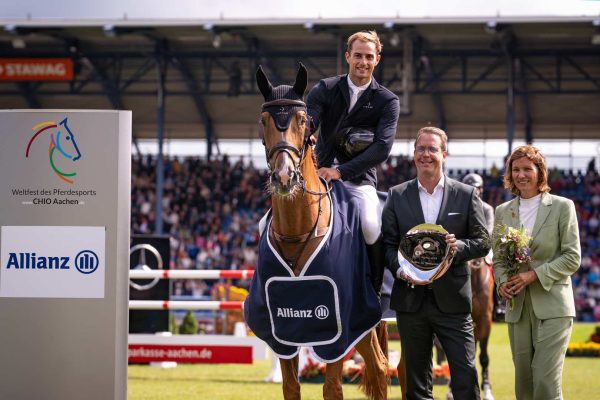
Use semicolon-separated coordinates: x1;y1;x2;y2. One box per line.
347;30;382;54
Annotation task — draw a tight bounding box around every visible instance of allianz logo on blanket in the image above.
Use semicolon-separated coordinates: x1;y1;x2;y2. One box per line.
276;305;330;320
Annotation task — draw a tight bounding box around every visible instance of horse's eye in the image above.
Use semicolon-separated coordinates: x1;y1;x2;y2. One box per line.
299;116;307;125
66;135;71;141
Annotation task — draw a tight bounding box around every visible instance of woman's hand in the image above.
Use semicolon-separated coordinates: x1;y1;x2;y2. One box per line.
505;270;538;296
498;281;513;300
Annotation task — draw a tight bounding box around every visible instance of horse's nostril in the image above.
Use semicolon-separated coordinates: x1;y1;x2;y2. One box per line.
270;172;278;184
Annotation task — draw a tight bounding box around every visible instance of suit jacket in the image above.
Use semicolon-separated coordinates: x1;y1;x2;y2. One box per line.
493;192;581;323
382;176;491;314
307;74;400;187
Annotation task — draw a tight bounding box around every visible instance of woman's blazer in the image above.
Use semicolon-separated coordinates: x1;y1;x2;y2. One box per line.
493;192;581;323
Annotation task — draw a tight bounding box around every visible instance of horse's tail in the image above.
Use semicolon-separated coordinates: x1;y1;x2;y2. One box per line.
376;321;388;356
358;324;389;399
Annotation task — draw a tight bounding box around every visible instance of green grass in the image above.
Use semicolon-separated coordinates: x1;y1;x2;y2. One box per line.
128;322;600;400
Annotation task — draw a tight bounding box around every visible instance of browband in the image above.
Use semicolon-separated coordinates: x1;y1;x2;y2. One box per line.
261;99;307;110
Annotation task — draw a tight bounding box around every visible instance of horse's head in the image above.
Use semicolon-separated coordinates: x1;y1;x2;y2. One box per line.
256;63;312;197
55;118;82;162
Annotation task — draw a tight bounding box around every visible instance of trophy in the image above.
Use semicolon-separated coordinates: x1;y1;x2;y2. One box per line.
397;223;455;283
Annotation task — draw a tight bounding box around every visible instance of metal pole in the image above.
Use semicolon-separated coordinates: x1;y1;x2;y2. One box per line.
155;41;167;234
506;56;515;155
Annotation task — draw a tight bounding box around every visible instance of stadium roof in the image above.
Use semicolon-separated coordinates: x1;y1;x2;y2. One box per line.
1;1;599;157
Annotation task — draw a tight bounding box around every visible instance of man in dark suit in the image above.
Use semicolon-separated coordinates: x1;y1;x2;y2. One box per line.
381;126;490;400
307;30;400;295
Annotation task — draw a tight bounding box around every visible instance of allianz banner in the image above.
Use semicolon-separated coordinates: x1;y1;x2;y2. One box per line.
0;110;131;400
0;226;105;298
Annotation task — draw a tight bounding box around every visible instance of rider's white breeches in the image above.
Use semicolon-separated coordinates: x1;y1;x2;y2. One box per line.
342;182;382;245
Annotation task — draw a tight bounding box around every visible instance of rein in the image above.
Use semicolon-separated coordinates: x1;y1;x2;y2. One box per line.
271;177;332;269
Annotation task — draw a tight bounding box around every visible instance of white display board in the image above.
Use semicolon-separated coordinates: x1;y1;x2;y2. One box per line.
0;110;131;400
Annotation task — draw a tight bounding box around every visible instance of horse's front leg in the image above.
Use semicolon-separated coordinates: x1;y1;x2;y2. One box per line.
356;330;388;400
480;286;494;400
479;337;494;400
397;349;406;400
323;359;344;400
280;355;301;400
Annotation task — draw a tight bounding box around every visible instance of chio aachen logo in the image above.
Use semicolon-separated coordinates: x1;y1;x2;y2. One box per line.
5;250;99;275
25;117;83;184
276;305;330;320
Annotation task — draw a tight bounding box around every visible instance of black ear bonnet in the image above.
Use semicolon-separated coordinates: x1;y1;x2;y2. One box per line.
256;63;311;140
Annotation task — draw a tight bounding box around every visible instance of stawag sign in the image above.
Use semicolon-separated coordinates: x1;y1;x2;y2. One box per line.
0;226;105;298
0;58;73;81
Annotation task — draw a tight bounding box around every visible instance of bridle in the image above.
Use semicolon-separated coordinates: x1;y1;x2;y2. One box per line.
258;98;330;197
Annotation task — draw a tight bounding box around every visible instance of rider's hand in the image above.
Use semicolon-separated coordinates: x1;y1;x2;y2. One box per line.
318;167;341;182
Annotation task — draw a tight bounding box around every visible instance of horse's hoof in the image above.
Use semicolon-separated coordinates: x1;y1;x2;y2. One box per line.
482;388;494;400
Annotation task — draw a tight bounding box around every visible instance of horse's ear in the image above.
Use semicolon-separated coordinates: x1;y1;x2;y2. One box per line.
293;63;308;98
256;65;273;100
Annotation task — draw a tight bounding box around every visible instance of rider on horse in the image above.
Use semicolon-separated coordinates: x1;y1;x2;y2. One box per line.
307;30;400;297
245;63;389;400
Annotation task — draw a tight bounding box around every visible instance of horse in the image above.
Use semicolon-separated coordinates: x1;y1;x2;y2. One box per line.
25;117;82;184
464;255;495;400
395;255;495;400
212;282;249;335
244;64;388;400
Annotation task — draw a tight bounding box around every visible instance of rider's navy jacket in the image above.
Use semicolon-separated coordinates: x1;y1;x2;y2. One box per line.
307;75;400;187
244;181;381;362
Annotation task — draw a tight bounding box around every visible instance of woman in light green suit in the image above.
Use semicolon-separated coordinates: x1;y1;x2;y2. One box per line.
493;145;581;400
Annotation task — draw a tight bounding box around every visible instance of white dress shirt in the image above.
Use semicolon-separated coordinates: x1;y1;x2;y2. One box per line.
347;75;370;112
418;175;445;224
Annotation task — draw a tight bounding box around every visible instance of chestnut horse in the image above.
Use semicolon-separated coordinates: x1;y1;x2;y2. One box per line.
245;64;387;400
464;255;495;400
396;256;495;400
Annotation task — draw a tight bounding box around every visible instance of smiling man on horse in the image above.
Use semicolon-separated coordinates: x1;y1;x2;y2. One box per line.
307;30;400;297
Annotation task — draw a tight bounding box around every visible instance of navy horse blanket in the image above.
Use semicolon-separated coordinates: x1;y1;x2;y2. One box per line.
244;181;381;362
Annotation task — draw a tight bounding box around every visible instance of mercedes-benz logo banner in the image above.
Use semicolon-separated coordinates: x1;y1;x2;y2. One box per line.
397;223;454;282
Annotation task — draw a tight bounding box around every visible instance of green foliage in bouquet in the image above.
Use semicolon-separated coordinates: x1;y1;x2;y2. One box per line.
493;224;533;310
492;224;533;274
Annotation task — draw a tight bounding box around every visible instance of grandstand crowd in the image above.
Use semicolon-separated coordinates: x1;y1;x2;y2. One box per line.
131;154;600;322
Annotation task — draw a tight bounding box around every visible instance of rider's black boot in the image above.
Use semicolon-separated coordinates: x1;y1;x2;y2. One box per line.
366;237;386;298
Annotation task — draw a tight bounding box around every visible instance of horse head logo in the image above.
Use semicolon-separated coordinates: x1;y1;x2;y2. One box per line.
25;117;83;184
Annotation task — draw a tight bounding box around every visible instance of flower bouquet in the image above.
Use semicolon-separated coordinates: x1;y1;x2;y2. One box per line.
492;224;532;310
